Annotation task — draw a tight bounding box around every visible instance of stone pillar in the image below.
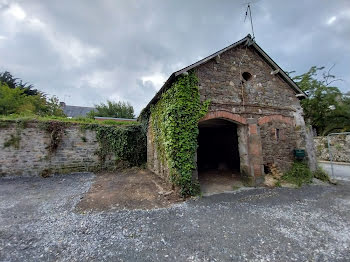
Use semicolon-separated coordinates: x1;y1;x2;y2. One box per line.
237;125;249;176
247;118;264;184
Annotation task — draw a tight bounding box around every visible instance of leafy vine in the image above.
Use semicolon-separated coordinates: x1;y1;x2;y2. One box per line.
150;71;210;196
40;121;67;154
94;125;146;167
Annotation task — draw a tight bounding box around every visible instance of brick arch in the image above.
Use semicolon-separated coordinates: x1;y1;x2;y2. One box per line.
258;114;294;126
200;110;247;125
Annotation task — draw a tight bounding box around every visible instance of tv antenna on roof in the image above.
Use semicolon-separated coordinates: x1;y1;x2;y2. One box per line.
244;3;255;40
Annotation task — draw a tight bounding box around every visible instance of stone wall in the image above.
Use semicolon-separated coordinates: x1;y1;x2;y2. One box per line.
0;121;117;177
315;135;350;163
147;43;316;182
196;46;300;116
195;44;314;174
259;118;297;172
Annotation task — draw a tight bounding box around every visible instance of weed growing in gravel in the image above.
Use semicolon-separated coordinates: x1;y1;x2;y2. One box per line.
313;167;331;182
282;161;313;187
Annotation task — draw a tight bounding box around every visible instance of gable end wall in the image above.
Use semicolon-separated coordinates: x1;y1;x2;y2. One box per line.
195;45;315;173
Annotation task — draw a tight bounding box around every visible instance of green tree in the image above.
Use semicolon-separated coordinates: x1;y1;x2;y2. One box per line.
0;83;26;115
0;71;39;96
292;66;350;135
324;94;350;134
88;100;135;119
0;83;65;116
42;96;66;117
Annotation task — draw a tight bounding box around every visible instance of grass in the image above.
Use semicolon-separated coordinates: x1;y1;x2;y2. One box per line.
282;161;313;187
313;167;331;182
282;161;333;187
0;114;139;127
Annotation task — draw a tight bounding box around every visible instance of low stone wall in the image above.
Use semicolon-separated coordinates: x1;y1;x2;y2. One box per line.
314;134;350;163
0;121;118;177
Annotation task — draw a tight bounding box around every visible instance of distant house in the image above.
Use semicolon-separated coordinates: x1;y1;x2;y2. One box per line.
59;102;95;118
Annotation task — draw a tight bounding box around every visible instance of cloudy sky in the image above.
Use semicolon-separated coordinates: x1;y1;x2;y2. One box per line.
0;0;349;114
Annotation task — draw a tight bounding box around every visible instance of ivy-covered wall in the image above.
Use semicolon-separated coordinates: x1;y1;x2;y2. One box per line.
0;120;146;177
145;72;209;196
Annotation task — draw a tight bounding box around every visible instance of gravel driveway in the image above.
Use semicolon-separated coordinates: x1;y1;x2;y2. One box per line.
1;173;350;261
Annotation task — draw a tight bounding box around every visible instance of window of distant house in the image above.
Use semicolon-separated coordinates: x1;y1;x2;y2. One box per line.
242;72;252;81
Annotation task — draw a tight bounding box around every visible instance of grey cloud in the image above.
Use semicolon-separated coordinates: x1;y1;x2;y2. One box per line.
1;0;349;115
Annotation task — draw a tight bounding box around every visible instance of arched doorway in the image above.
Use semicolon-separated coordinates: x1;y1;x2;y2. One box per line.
197;118;243;193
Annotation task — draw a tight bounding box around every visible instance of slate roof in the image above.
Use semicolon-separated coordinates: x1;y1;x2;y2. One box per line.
62;105;95;118
141;34;307;116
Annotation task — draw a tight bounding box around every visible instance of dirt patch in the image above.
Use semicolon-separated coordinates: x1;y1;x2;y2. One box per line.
199;170;245;195
76;168;183;211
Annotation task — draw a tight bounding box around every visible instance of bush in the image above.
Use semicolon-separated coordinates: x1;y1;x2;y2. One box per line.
0;83;65;117
88;100;135;119
282;161;313;187
95;125;146;166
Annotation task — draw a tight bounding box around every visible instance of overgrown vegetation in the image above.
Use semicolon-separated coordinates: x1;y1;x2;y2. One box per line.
2;121;27;149
88;100;135;119
0;79;65;117
0;114;137;126
39;121;67;154
282;162;313;187
147;71;210;197
291;66;350;135
281;161;332;187
94;125;146;167
0;115;146;167
313;167;331;182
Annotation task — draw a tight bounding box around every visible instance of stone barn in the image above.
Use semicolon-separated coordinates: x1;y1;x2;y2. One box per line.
141;34;316;190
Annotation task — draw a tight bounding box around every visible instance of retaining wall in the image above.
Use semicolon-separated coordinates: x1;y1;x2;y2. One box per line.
315;134;350;163
0;121;117;177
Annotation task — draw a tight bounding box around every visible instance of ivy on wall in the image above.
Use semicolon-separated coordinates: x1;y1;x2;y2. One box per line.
150;71;210;196
3;121;25;149
94;125;146;167
38;120;146;166
40;121;67;154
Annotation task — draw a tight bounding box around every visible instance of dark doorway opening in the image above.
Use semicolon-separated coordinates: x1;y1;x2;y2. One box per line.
197;119;241;194
198;119;240;172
